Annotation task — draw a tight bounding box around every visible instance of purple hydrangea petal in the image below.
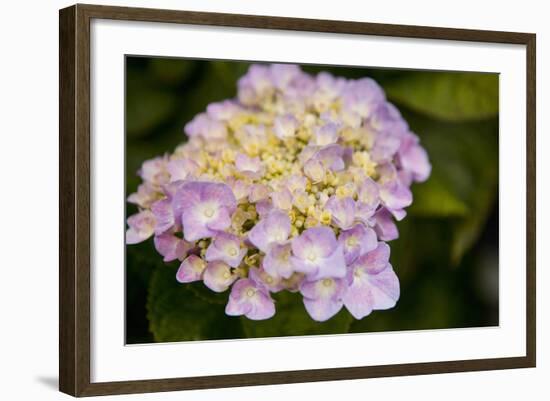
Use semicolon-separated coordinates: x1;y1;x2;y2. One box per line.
154;232;191;262
205;232;247;268
303;158;326;183
248;209;291;253
184;113;228;140
206;100;242;121
174;181;236;242
271;63;301;90
203;261;237;292
357;177;380;207
291;227;346;280
371;133;401;163
248;183;270;203
170;158;201;183
343;262;399;319
311;122;339;146
176;255;207;283
225;278;275;320
316;144;345;171
237;65;273;106
139;156;169;185
151;198;174;235
370;102;409;135
127;183;158;208
325;196;356;230
303;297;344;322
274;114;298;139
263;241;295;279
300;278;346;322
291;226;337;260
228;179;251;203
373;208;399;241
354;202;377;226
353;242;391;274
126;210;156;244
255;199;273;218
342;279;372;319
379;181;413;211
399;133;432;183
235;153;264;179
342;77;385;118
271;187;293;210
249;267;284;293
205;207;233;231
338;224;378;265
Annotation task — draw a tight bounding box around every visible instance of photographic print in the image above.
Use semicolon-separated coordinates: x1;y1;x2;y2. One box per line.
124;58;499;344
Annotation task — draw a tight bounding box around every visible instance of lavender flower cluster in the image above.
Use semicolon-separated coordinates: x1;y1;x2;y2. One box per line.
126;64;431;322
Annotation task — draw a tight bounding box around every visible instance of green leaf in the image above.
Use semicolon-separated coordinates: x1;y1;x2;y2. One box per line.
149;57;195;85
126;70;178;138
408;174;469;217
241;291;353;338
385;72;499;122
147;266;244;342
404;110;498;264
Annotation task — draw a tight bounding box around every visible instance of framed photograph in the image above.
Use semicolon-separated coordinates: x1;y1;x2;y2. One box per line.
59;4;536;397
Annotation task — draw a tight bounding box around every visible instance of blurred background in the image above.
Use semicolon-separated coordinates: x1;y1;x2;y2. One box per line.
125;57;499;344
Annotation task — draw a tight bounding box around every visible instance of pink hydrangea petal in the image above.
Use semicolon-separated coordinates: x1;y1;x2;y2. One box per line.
274;114;298;139
175;182;236;241
291;226;338;260
125;210;156;244
343;263;399;319
225;278;275;320
271;187;293;210
176;255;206;283
316;144;345;171
300;277;347;322
203;261;236;292
184;113;228;140
397;132;431;183
205;207;232;231
249;267;284;293
235;153;263;178
151;198;174;235
354;242;391;275
263;242;295;279
205;232;246;268
246;291;276;320
180;210;214;242
303;158;326;183
339;224;378;265
368;264;400;310
303;244;347;281
325;196;356;230
154;233;190;262
371;134;401;163
303;297;343;322
373;208;399;241
312;122;339;146
255;199;273;218
300;277;346;301
206;100;242;121
342;279;374;319
248;209;291;252
379;181;412;211
357;177;380;207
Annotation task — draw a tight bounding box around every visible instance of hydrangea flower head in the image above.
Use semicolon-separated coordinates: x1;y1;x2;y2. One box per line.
127;63;430;322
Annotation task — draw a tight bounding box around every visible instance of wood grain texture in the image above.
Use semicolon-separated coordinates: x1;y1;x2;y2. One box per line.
59;3;537;397
59;5;76;395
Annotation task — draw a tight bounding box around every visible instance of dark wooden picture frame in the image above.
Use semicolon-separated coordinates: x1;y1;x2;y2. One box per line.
59;3;536;397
